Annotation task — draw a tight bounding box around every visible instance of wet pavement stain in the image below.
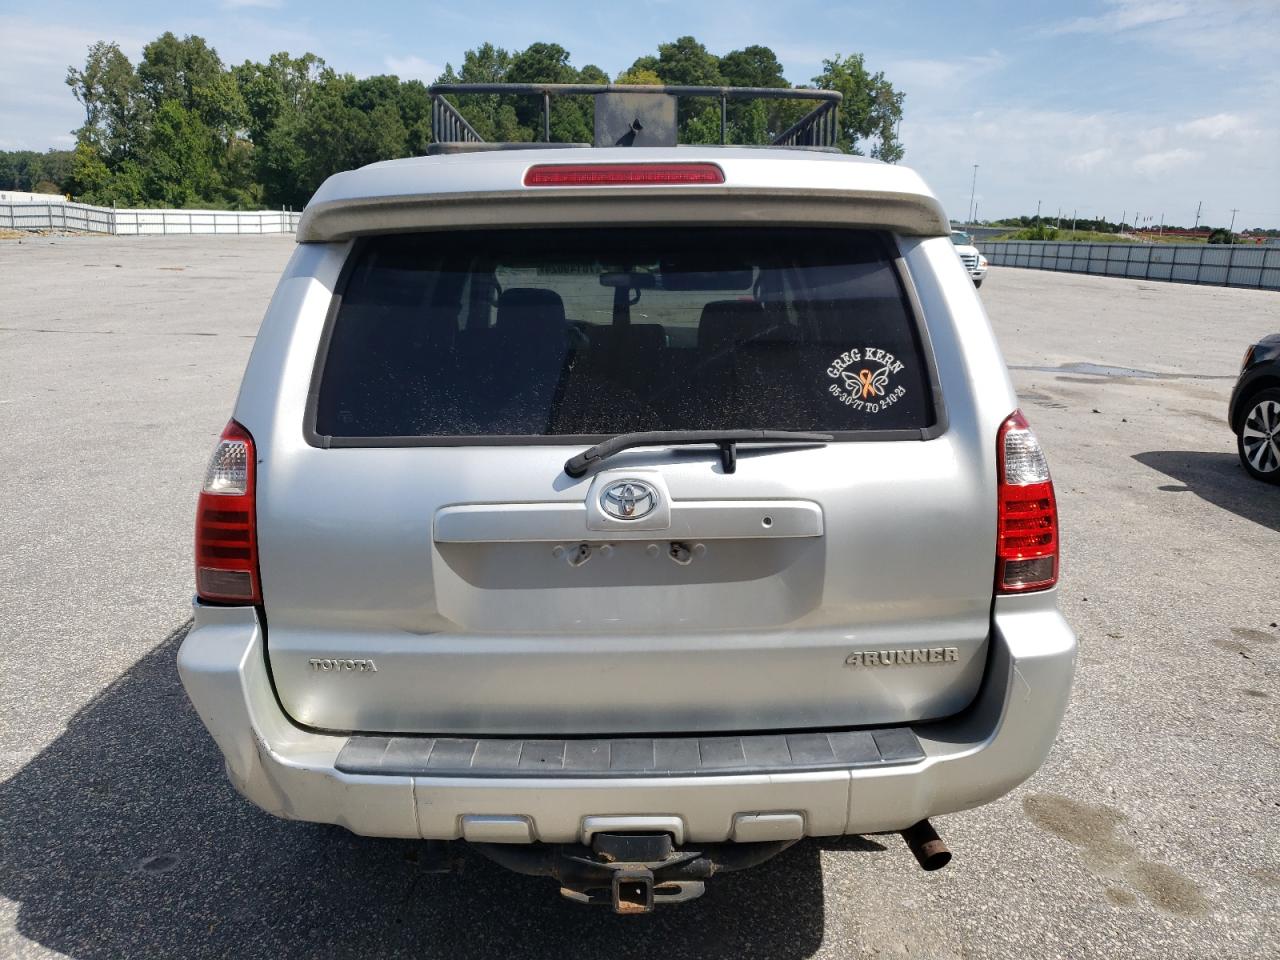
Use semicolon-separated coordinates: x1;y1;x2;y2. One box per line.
1123;861;1212;916
1023;793;1210;916
1231;627;1276;644
1211;637;1252;657
1250;868;1280;889
1104;887;1138;907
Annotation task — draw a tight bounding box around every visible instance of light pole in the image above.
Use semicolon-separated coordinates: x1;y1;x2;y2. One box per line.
1229;208;1239;233
967;164;978;225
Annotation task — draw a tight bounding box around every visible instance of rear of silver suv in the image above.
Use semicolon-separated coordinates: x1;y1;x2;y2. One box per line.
179;133;1074;911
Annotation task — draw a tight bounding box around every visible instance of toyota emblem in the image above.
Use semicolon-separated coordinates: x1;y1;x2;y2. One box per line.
599;479;658;520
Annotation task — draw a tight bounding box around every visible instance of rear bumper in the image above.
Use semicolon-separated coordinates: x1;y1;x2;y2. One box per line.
177;594;1075;842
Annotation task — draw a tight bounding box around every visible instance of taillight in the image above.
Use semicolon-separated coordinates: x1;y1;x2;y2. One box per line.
523;162;725;187
195;420;260;603
996;410;1058;592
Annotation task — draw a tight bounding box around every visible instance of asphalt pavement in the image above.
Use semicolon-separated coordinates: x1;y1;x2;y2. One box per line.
0;235;1276;959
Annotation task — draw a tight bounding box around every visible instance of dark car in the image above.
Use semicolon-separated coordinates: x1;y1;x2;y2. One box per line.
1229;334;1280;483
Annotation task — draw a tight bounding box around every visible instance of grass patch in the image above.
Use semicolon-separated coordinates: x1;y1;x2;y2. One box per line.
986;229;1209;245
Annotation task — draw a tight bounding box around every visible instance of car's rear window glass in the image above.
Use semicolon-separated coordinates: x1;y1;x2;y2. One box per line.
314;228;937;439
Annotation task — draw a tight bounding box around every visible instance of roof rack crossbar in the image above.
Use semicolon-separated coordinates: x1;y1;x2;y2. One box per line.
427;83;842;150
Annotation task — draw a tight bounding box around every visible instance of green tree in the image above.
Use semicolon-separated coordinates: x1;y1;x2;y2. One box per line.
437;44;527;142
235;52;324;143
137;33;225;115
66;41;142;162
507;43;593;142
0;149;76;193
651;36;722;86
647;36;722;141
67;143;111;199
812;53;904;161
140;100;218;206
234;52;325;206
51;32;912;211
718;45;794;144
615;66;661;85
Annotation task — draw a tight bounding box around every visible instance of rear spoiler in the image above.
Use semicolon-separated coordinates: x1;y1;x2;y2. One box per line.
296;188;951;243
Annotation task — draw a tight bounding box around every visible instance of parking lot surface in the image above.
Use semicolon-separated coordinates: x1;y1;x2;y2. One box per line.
1;235;1277;959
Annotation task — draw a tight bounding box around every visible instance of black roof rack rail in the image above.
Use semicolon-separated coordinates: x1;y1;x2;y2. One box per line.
427;83;842;154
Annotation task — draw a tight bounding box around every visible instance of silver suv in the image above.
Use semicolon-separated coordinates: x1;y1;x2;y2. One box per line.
179;84;1075;913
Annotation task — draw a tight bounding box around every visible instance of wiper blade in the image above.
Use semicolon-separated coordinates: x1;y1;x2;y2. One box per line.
564;430;833;478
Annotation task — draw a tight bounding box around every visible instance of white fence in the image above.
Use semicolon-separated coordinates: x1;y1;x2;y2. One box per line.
0;190;69;203
1;201;300;236
978;240;1280;291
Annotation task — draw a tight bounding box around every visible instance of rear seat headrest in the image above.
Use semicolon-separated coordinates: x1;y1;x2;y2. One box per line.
698;299;768;353
496;288;567;334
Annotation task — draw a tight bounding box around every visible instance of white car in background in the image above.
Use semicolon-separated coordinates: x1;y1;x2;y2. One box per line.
951;230;988;287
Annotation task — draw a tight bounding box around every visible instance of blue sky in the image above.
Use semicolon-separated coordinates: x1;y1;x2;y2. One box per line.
2;0;1277;227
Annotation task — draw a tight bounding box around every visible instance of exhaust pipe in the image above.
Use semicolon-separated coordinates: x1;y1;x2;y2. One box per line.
901;820;952;871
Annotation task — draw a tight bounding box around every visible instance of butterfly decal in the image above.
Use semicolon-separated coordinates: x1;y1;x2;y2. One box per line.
841;365;891;399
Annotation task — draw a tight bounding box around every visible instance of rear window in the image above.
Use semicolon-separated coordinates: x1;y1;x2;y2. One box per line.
313;228;939;441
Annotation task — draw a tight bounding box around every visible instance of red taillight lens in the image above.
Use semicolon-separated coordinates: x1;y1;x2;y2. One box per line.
195;420;260;603
523;162;725;187
996;410;1058;592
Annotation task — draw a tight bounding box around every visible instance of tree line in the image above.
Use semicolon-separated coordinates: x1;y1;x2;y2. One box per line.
0;33;904;210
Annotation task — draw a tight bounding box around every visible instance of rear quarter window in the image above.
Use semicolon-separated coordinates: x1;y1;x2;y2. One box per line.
311;227;941;443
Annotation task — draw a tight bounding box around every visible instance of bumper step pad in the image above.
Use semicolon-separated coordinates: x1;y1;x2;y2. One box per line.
335;728;924;779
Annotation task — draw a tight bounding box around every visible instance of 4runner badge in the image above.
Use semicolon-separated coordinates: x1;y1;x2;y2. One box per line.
310;658;378;672
827;346;907;412
845;647;958;667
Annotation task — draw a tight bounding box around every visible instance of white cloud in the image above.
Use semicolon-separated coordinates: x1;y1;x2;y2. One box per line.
1133;147;1199;176
1044;0;1280;68
886;52;1006;92
1066;147;1112;173
1046;1;1192;36
383;55;443;82
0;17;148;149
1175;113;1254;141
898;101;1279;226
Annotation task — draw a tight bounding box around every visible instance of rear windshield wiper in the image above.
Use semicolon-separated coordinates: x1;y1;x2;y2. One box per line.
564;430;834;478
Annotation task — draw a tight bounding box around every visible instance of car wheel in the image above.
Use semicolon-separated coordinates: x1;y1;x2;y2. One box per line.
1237;388;1280;484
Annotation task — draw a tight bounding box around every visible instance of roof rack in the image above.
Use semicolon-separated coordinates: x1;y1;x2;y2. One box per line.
427;83;842;154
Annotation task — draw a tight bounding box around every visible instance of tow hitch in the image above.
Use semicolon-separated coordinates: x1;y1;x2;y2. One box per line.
471;833;795;914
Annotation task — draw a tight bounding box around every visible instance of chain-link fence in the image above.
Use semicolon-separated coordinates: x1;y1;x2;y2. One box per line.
977;240;1280;291
1;201;300;236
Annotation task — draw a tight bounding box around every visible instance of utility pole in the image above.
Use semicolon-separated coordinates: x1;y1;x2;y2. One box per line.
1229;208;1239;233
967;163;979;225
1159;211;1164;237
1056;206;1061;228
1120;210;1126;233
1194;200;1202;230
1072;208;1077;233
1036;199;1041;222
